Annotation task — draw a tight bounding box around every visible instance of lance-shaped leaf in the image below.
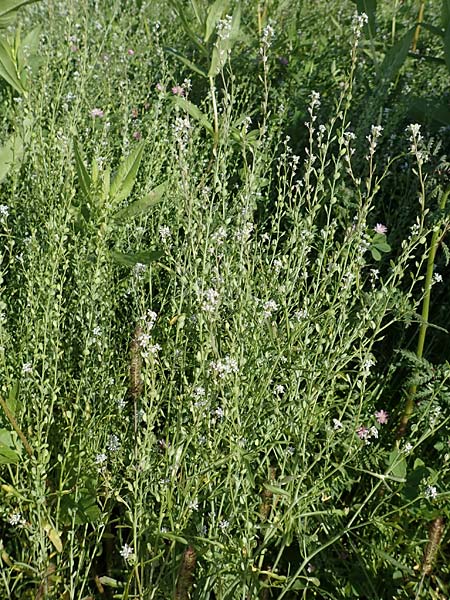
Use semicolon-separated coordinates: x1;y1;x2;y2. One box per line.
0;37;26;94
164;47;208;78
110;249;163;267
0;132;23;183
73;140;92;201
0;0;40;18
205;0;229;42
172;97;213;135
378;26;415;83
0;429;19;465
110;141;145;204
113;180;167;222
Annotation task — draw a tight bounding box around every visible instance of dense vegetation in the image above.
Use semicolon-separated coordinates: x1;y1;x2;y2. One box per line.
0;0;449;598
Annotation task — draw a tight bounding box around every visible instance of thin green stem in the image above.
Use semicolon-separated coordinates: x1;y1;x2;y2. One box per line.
397;185;450;440
0;395;34;458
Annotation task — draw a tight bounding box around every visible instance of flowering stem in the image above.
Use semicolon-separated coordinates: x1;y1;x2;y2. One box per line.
397;185;450;440
209;76;219;148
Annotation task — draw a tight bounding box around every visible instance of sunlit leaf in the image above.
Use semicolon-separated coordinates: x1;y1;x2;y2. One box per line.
73;140;91;201
110;249;163;267
379;26;415;82
110;141;145;204
114;180;166;222
205;0;229;42
0;37;26;94
0;132;23;183
172;97;213;135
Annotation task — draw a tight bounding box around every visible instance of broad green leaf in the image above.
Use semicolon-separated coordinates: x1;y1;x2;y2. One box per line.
205;0;229;42
0;445;19;464
172;97;213;135
164;47;208;78
409;97;450;126
0;12;15;29
110;249;163;267
0;132;23;183
208;44;223;77
444;24;450;74
73;140;91;201
379;27;415;83
371;247;382;261
7;380;19;416
114;180;166;222
110;142;145;204
373;241;391;253
387;449;407;479
43;523;63;553
161;531;188;545
0;0;40;18
0;37;26;94
98;576;119;588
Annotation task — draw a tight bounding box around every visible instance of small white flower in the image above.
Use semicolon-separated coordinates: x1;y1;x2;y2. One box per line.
188;499;199;511
8;512;26;526
159;225;172;243
22;362;33;374
193;387;205;398
293;309;308;321
209;356;238;379
92;326;101;337
133;263;147;277
202;288;220;313
95;453;107;465
262;299;278;318
333;418;343;430
424;485;438;500
433;273;443;284
120;543;134;561
107;434;121;452
287;445;295;455
218;519;229;530
273;384;285;395
214;406;224;418
0;204;9;218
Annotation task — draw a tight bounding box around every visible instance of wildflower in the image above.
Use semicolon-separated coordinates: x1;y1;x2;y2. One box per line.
159;225;172;243
127;48;135;55
171;85;184;96
188;499;199;511
21;362;33;374
357;426;370;440
107;434;121;452
8;512;26;526
142;343;161;358
333;418;343;430
294;309;308;321
433;273;443;284
133;262;147;277
263;299;278;318
273;384;285;395
92;326;101;337
369;425;378;439
95;453;107;465
90;108;104;118
403;442;413;454
373;223;388;235
202;288;220;313
425;485;438;500
287;445;295;455
209;356;238;379
218;519;229;530
155;82;164;92
120;543;134;561
133;131;142;141
214;406;224;418
193;386;205;398
216;15;233;40
0;204;9;218
363;358;375;373
375;409;389;424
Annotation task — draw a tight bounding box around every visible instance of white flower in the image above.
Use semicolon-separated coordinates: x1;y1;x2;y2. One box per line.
218;519;229;530
433;273;443;284
0;204;9;218
403;442;413;454
95;453;107;465
92;326;101;337
120;543;134;561
294;308;308;321
107;434;121;452
188;499;199;511
209;356;238;379
273;384;285;395
333;418;343;430
22;362;33;374
424;485;437;500
8;512;26;526
262;299;278;318
202;288;220;313
159;225;172;243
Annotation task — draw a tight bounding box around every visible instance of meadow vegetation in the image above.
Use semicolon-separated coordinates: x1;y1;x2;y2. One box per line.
0;0;449;598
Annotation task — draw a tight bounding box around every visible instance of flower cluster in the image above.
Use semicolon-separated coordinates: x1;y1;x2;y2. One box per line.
209;356;238;379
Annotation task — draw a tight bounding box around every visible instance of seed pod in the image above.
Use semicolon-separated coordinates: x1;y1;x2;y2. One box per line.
175;546;197;600
421;516;445;576
129;325;143;400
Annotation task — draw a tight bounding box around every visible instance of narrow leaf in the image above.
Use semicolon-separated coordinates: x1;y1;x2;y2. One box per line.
0;0;40;18
205;0;229;42
0;37;26;94
110;142;145;204
172;97;213;135
164;47;207;78
379;27;415;82
110;249;163;267
0;445;19;464
73;140;91;201
43;523;63;553
114;181;166;222
0;132;23;183
7;381;19;416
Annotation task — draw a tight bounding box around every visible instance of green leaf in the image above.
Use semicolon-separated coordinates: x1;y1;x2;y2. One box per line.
0;37;26;94
409;97;450;126
172;97;214;135
387;449;407;479
98;576;119;588
7;380;20;416
371;247;382;261
0;132;23;183
0;429;19;464
114;181;166;222
161;531;188;545
205;0;229;42
73;140;91;201
110;249;163;267
379;26;415;83
444;24;450;74
110;142;145;204
262;483;290;498
167;0;207;55
373;241;391;253
0;0;40;18
164;47;208;78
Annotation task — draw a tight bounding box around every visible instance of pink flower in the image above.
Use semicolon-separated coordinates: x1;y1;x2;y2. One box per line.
133;131;142;140
374;223;388;235
127;48;135;56
90;108;104;118
375;410;389;424
357;426;370;440
155;83;164;92
171;85;184;96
